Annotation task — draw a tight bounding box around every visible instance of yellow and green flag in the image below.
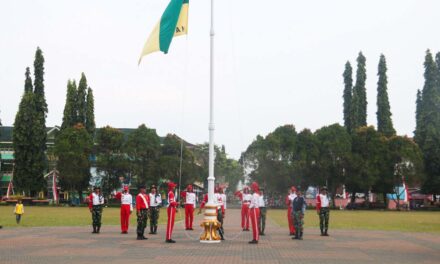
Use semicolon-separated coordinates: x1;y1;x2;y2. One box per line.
138;0;189;64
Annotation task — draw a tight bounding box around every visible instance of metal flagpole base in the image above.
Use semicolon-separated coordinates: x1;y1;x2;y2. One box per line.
200;204;221;243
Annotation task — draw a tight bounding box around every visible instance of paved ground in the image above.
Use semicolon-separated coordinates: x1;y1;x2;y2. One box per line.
0;209;439;264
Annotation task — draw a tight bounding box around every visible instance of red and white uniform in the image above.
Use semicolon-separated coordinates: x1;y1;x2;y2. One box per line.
249;192;260;241
166;183;178;240
235;189;252;229
181;190;196;229
115;191;133;232
136;192;150;211
88;192;104;209
286;192;297;234
215;192;225;215
316;193;329;212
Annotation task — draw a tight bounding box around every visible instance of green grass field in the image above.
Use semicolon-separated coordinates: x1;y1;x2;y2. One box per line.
0;206;183;228
267;209;440;233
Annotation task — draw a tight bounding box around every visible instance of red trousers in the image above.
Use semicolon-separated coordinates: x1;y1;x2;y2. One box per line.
166;206;176;240
287;207;296;234
250;208;260;241
120;204;131;232
241;203;250;229
184;204;194;229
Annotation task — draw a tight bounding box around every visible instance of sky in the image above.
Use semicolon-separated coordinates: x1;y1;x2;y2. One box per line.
1;0;440;159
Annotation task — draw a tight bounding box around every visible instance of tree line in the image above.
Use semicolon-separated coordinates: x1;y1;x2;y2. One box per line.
11;48;242;198
242;51;440;206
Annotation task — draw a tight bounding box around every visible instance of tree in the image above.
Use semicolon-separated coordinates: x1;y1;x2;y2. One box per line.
414;89;422;143
376;54;396;137
32;47;48;194
352;52;367;129
13;69;38;195
125;124;161;186
55;124;92;198
314;124;351;206
348;126;386;206
294;129;319;189
96;126;128;196
343;61;353;133
85;87;96;136
61;80;78;130
77;73;88;125
416;50;440;196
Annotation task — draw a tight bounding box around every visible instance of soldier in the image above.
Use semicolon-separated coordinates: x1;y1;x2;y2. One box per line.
136;186;150;240
234;186;252;231
181;184;196;230
286;186;297;236
316;186;330;236
258;188;267;236
166;182;178;243
88;186;104;234
215;186;226;240
148;185;162;234
248;182;261;244
291;189;307;240
115;186;133;234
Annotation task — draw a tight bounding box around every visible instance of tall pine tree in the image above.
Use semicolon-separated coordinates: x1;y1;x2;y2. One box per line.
352;52;368;129
343;61;353;133
61;80;78;130
85;87;96;136
416;50;440;196
376;54;396;137
32;47;48;194
414;89;422;143
77;73;88;125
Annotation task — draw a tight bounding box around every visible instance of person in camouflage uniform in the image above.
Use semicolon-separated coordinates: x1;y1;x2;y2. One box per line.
88;186;105;234
316;187;330;236
136;186;150;240
148;185;162;234
291;190;307;240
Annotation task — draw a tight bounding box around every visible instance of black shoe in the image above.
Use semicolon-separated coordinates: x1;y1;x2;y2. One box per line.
290;232;295;236
142;236;148;240
166;239;176;243
260;232;265;236
245;229;250;231
292;236;298;240
96;227;101;234
324;233;329;236
248;240;258;244
221;237;225;240
189;228;194;230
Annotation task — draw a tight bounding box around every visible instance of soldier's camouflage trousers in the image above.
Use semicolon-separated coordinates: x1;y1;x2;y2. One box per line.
137;209;148;236
92;205;103;228
259;207;267;234
319;207;330;232
293;211;304;235
149;207;159;227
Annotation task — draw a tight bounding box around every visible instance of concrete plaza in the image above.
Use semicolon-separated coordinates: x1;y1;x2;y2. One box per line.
0;209;439;264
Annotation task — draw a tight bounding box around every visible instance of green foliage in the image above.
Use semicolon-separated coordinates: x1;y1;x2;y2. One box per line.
352;52;367;129
85;87;96;136
125;124;161;186
77;73;88;125
376;54;396;137
61;80;78;130
343;61;353;133
96;126;128;195
55;124;92;194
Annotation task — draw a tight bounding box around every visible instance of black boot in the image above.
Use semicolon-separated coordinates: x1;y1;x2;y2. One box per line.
299;231;303;240
96;226;101;234
92;226;97;234
149;226;154;234
166;239;176;243
154;226;158;234
142;232;148;240
320;229;324;236
248;239;258;244
324;230;329;236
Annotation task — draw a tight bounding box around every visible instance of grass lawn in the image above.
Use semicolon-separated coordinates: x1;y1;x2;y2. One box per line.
268;209;440;233
0;206;183;228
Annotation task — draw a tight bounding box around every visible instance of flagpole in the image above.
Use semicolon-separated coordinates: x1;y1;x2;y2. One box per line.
200;0;221;243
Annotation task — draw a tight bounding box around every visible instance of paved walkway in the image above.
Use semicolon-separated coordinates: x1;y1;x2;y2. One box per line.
0;209;439;264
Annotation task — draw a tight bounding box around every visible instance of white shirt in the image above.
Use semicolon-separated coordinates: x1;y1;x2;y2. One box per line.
215;193;223;209
121;193;132;205
319;194;330;208
249;193;260;209
185;192;196;205
91;193;104;205
149;193;162;207
221;193;227;209
258;195;266;207
243;193;252;203
288;193;297;203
